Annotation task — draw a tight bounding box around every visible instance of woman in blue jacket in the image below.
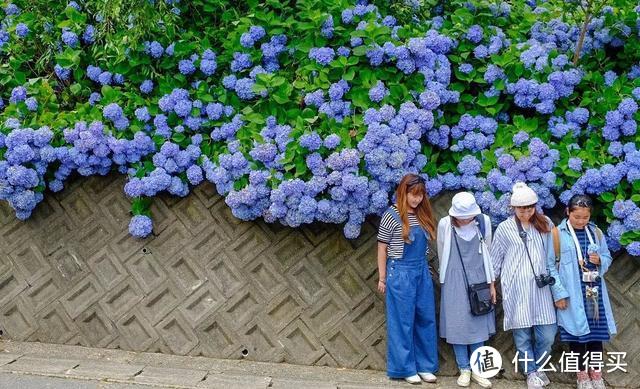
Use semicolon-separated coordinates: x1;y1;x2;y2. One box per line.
546;194;616;389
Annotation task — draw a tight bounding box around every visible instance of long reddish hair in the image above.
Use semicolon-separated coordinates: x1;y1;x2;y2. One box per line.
395;174;436;242
514;208;551;234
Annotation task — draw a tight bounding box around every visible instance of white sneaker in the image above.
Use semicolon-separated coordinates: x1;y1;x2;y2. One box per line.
405;374;422;384
536;371;550;386
418;372;437;383
527;373;545;389
457;370;471;387
471;372;492;388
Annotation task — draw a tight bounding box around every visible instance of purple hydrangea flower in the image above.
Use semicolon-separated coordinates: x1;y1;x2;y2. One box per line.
129;215;153;238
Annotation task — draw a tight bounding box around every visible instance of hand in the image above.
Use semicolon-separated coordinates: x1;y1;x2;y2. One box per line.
490;283;497;304
588;253;600;265
377;279;386;294
555;298;568;310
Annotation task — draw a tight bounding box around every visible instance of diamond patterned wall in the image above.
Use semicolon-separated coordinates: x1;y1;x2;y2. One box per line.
0;174;637;386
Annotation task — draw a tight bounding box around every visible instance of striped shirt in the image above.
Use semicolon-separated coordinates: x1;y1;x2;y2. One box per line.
377;205;429;259
559;228;610;342
490;217;556;330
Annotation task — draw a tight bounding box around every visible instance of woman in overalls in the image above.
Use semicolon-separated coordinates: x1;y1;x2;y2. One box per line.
376;173;438;384
546;194;616;389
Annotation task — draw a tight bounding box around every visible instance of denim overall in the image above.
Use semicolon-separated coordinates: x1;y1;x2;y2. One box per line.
385;210;439;378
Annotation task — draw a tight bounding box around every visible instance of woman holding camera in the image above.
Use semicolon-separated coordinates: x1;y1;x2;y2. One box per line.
546;194;616;389
490;182;558;389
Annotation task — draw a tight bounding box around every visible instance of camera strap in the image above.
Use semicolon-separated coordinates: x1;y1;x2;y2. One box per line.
515;217;540;278
567;221;596;270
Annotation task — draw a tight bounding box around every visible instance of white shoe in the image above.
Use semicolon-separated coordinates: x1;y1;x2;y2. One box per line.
527;372;545;389
405;374;422;384
471;372;492;388
536;371;550;386
457;370;471;387
418;372;437;383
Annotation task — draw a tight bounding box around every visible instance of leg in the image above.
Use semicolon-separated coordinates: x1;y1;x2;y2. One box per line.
414;265;439;374
512;327;536;374
533;323;557;370
568;342;588;370
385;268;418;378
587;342;604;382
452;344;471;370
469;341;484;355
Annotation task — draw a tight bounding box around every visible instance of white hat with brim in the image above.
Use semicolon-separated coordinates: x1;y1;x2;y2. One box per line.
449;192;481;218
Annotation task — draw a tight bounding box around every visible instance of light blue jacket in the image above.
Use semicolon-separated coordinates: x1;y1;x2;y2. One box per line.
546;219;617;337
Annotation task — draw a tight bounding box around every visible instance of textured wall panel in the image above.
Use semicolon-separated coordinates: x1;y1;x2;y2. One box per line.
0;174;637;386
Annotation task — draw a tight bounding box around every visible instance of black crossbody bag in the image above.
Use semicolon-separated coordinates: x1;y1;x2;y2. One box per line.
452;230;494;316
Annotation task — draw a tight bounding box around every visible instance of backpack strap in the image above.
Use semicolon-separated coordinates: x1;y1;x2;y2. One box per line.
552;226;560;261
387;207;401;225
474;214;486;240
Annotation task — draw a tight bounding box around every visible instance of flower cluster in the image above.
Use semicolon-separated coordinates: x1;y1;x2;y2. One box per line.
547;107;589;138
602;98;638;141
449;114;497;153
304;80;353;122
0;0;639;255
358;102;432;189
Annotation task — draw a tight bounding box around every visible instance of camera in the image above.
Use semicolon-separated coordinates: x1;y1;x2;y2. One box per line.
582;271;601;283
535;274;555;288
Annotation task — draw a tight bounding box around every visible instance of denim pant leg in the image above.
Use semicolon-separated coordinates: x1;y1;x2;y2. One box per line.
385;263;418;378
533;323;557;370
453;344;471;370
454;342;485;371
512;327;536;374
413;265;439;374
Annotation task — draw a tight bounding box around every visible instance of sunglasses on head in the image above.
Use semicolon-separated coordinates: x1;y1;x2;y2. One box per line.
572;199;592;208
407;176;426;186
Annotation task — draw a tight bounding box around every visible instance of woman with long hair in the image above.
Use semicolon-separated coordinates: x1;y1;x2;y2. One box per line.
490;182;558;389
376;173;438;385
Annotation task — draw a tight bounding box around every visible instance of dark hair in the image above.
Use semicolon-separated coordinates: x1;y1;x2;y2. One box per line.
567;194;593;213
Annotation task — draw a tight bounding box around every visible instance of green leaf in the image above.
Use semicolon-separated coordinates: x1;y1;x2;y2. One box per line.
172;133;186;144
599;192;615;203
70;83;82;95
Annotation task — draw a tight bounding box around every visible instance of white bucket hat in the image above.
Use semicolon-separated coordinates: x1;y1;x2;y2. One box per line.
449;192;481;218
510;182;538;206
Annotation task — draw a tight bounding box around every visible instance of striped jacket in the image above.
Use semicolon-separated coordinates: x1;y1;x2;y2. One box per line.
490;217;557;330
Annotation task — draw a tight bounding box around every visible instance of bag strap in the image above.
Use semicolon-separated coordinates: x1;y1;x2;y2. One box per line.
552;226;560;261
474;214;486;240
515;217;540;278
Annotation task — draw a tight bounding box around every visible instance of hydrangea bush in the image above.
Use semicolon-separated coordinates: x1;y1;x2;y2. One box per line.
0;0;639;256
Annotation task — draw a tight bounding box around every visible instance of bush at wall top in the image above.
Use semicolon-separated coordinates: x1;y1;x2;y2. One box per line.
0;0;639;256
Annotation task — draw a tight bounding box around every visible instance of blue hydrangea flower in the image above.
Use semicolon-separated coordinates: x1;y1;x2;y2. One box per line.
309;47;335;66
129;215;153;238
25;97;38;111
62;29;79;48
54;64;71;81
178;59;196;75
10;86;27;103
458;63;473;74
368;81;389;103
15;23;29;38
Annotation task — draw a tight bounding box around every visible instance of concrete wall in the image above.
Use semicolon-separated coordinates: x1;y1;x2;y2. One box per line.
0;174;637;386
